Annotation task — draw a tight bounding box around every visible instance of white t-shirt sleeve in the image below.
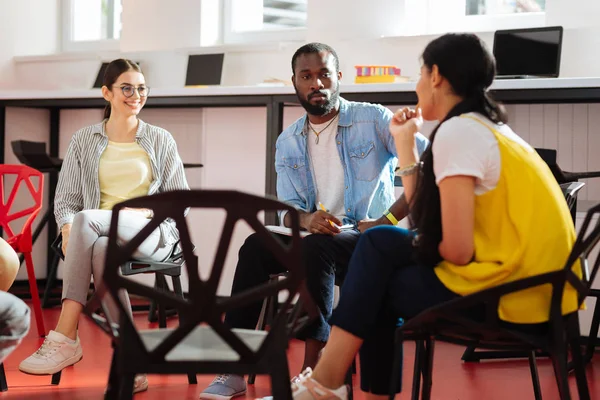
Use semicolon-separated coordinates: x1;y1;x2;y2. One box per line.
432;116;498;190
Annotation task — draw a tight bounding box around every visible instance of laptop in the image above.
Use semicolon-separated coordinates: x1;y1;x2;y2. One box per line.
493;26;563;79
185;54;225;87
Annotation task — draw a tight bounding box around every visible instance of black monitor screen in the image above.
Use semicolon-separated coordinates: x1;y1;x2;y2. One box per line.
493;27;563;77
185;54;224;86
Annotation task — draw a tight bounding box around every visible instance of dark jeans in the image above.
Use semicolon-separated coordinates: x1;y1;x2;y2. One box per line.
224;230;361;342
329;226;460;395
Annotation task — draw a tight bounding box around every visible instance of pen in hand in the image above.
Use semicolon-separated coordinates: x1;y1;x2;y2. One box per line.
318;202;336;228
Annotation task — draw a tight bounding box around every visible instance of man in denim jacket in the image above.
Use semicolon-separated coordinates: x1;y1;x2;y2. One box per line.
201;43;428;399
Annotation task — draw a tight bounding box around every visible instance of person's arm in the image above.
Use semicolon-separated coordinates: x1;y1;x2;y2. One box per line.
438;176;476;265
390;107;424;204
357;193;409;232
159;135;190;194
54;136;85;253
358;107;426;232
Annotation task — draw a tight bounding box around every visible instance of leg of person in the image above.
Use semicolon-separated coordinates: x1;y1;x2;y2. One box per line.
299;230;360;372
201;232;291;400
308;226;458;399
19;209;168;376
0;291;30;364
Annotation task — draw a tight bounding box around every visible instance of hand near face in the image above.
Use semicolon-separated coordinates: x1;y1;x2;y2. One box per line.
390;107;424;148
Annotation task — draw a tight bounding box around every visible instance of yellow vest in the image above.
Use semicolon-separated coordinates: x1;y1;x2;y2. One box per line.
434;115;582;323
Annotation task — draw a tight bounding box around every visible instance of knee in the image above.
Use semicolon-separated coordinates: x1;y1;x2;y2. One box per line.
0;238;19;291
238;232;263;260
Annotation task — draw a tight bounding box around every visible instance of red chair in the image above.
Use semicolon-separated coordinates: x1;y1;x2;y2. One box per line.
0;164;45;337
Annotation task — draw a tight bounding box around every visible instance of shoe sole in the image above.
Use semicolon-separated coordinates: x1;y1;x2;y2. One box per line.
199;389;247;400
19;352;83;375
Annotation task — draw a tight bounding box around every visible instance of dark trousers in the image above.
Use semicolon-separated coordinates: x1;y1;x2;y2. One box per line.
224;230;361;342
329;226;459;395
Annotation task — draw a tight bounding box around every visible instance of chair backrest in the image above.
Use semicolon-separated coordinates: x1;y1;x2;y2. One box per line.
560;181;585;213
0;165;44;243
535;147;567;183
10;141;61;171
560;203;600;308
95;189;317;363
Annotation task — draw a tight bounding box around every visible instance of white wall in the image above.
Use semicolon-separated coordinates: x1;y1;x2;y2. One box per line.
0;0;58;89
4;0;600;90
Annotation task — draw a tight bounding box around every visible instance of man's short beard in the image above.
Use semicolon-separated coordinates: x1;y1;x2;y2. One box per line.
296;83;340;116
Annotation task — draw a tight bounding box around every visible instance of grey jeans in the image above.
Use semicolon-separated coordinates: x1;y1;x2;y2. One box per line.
0;291;30;363
61;210;172;320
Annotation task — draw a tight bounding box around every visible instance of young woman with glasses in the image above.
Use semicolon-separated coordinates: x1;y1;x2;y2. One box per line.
19;59;189;395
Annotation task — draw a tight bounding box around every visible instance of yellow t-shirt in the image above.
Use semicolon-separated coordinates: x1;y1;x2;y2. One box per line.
433;115;582;324
98;141;153;210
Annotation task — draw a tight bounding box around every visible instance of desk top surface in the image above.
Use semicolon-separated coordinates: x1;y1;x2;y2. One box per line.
1;77;599;100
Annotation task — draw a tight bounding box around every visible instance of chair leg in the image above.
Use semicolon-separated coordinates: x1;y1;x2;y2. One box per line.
550;337;572;400
249;296;271;385
155;274;168;329
42;252;61;309
461;345;478;362
105;347;120;399
0;363;7;392
421;338;435;400
567;314;591;400
24;252;46;337
268;339;293;400
411;340;424;400
51;371;62;385
584;294;600;364
117;373;135;400
528;351;542;400
170;275;197;385
148;279;159;323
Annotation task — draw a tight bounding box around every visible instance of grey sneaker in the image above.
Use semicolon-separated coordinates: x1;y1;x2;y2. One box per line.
199;374;247;400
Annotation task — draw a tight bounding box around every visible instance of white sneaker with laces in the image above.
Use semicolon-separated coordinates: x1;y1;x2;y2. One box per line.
19;330;83;375
257;368;348;400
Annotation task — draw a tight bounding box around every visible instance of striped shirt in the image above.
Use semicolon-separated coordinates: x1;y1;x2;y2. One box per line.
54;119;190;246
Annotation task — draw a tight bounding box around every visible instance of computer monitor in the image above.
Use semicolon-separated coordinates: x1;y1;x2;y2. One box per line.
493;26;563;79
185;54;225;87
93;61;143;88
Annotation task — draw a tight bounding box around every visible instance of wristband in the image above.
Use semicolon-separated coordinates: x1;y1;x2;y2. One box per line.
385;210;399;226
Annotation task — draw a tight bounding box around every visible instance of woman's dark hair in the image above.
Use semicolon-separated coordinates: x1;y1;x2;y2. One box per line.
102;59;142;119
410;33;508;266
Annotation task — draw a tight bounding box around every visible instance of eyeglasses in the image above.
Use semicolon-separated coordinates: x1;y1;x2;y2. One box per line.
114;85;150;98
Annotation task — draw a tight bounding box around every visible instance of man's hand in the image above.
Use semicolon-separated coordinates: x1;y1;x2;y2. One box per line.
61;223;72;255
301;211;342;235
357;216;392;233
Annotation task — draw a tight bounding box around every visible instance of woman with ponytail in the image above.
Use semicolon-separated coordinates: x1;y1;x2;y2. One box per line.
260;34;582;400
19;59;189;395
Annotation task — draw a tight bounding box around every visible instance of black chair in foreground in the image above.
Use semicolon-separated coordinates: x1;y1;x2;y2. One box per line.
390;202;600;400
85;190;317;400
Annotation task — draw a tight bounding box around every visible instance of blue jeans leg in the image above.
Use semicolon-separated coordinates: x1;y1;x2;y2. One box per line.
329;226;459;395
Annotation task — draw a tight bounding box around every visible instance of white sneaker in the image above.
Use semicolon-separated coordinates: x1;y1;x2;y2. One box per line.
19;330;83;375
257;368;348;400
133;374;149;394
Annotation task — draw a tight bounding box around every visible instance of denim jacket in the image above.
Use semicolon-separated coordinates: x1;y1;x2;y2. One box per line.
275;97;429;224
